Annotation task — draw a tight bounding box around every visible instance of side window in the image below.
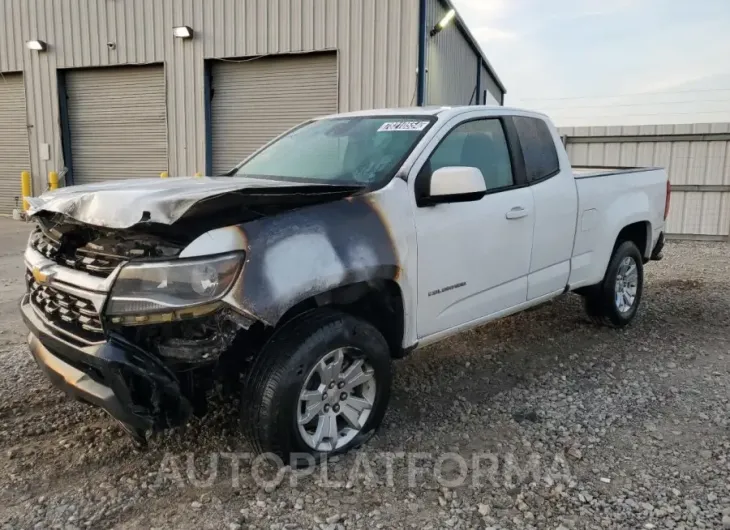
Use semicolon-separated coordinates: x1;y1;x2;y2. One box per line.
512;116;560;182
428;119;514;190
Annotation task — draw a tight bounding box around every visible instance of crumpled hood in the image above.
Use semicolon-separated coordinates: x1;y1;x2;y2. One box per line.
26;176;351;229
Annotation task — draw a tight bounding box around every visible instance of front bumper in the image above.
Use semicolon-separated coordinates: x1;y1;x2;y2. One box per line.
21;294;192;438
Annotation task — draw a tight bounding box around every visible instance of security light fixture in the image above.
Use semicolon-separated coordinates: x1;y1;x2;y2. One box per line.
173;26;194;39
26;40;48;52
430;9;456;37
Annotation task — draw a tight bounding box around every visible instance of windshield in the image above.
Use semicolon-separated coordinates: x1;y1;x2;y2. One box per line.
232;116;435;185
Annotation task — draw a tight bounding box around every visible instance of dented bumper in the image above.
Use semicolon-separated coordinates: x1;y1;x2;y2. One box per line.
21;295;192;437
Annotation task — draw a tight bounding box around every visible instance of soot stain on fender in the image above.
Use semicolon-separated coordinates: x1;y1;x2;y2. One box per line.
229;196;399;325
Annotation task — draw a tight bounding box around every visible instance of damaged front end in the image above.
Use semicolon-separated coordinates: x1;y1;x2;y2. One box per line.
21;214;255;444
22;176;383;445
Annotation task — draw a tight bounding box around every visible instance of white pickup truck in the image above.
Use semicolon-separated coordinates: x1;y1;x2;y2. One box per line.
22;106;669;462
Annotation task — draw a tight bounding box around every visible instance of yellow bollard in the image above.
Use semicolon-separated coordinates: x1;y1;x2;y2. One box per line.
21;171;31;211
160;171;169;178
48;171;59;190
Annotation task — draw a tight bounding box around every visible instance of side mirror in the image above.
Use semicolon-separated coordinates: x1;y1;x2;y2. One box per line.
422;166;487;206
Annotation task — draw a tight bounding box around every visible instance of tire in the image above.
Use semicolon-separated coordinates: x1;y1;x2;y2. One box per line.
583;240;644;328
241;308;391;464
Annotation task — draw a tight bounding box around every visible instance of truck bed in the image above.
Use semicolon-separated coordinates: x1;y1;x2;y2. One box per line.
572;166;662;179
568;166;668;289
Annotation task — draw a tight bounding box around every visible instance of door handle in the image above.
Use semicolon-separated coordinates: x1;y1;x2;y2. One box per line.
505;206;528;220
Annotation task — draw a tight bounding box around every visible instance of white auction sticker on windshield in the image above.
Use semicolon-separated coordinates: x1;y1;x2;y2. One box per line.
377;121;430;132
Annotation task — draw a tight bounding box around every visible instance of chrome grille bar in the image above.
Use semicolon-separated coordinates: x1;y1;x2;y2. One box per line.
26;271;105;343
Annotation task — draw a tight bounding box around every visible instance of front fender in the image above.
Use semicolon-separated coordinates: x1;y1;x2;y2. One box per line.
223;197;400;326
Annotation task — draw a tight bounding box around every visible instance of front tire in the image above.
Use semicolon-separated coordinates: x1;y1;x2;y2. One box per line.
583;240;644;327
241;309;391;464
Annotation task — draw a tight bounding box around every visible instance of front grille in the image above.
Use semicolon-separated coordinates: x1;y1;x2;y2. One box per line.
32;228;62;259
26;272;104;343
30;228;124;278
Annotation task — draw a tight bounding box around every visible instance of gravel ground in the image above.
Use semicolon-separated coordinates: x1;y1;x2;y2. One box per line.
0;217;728;529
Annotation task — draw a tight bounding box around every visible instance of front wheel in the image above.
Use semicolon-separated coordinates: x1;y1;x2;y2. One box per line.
241;309;392;464
583;240;644;327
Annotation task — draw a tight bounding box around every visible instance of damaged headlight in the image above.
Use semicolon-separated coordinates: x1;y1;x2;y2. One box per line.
106;252;243;318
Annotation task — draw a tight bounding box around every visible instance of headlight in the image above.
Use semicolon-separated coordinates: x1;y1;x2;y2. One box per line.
106;252;243;316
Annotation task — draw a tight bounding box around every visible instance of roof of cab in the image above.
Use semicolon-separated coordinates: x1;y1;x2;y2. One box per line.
320;106;549;121
323;107;451;118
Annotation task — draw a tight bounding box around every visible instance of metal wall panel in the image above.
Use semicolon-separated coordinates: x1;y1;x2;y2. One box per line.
665;191;730;237
560;123;730;137
480;63;501;105
425;0;504;106
211;53;338;174
425;0;478;106
0;73;31;213
65;66;168;184
0;0;419;191
561;123;730;239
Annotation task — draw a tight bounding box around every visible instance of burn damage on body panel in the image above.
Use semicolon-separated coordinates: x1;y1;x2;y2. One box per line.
27;175;365;232
110;310;244;362
24;181;402;442
99;335;193;434
31;213;184;277
99;309;254;436
131;185;368;243
228;196;400;325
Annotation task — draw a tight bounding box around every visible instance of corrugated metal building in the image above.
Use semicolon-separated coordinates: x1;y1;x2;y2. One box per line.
560;123;730;241
424;0;503;106
0;0;505;212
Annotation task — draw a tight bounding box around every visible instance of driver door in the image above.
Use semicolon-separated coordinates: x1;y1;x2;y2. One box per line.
413;116;535;338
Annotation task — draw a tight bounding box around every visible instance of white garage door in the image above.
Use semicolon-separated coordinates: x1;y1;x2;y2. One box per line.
211;52;338;174
65;66;167;184
0;74;31;214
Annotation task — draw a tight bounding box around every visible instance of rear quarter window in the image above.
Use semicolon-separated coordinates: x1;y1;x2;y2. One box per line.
513;116;560;182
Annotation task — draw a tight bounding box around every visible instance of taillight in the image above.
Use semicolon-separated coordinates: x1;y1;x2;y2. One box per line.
664;181;671;220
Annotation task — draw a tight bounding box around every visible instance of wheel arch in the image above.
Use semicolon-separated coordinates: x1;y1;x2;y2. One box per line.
573;218;652;295
614;220;652;259
275;279;407;358
592;218;652;286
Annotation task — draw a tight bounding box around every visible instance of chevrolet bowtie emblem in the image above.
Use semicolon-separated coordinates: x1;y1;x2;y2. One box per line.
32;266;55;285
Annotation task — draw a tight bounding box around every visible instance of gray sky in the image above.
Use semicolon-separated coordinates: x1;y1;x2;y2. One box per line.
453;0;730;127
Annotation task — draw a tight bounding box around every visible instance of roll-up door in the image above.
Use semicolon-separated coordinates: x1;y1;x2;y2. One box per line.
65;65;167;184
211;52;338;174
0;73;31;213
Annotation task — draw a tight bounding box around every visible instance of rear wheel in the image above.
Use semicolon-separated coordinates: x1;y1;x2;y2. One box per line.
241;309;391;464
583;240;644;327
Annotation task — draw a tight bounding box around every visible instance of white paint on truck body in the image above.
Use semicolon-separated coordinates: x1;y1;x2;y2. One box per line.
30;105;667;354
179;106;668;350
362;106;668;349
